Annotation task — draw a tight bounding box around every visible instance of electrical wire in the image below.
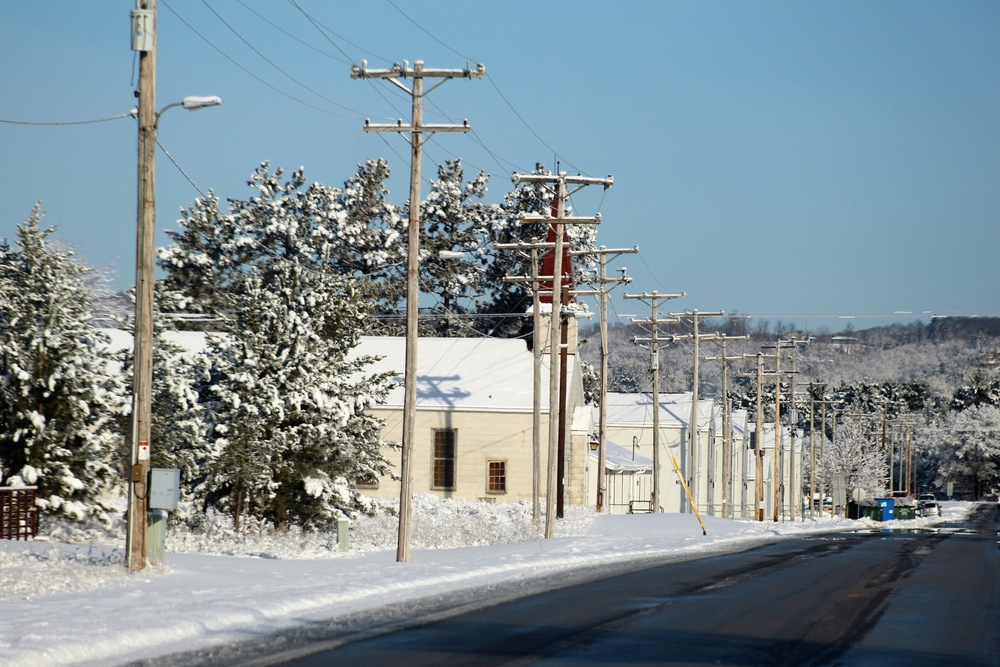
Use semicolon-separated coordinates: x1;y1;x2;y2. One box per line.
0;112;133;126
201;0;368;116
160;0;359;120
155;136;207;197
235;0;352;65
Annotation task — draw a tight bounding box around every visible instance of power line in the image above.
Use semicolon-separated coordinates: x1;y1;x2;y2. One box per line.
201;0;367;116
0;112;133;126
155;136;207;197
160;0;359;119
234;0;351;65
286;0;387;63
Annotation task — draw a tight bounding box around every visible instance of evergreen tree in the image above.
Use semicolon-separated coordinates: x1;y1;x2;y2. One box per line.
937;404;1000;500
817;416;886;501
0;206;126;524
200;257;394;529
158;161;405;327
417;159;499;336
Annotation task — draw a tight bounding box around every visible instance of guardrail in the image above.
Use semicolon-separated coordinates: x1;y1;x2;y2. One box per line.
0;486;38;540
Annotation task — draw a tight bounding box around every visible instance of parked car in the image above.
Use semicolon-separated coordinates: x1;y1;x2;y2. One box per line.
919;501;940;517
917;493;936;504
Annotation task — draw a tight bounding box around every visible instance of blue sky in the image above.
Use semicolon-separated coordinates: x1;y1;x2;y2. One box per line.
2;1;998;331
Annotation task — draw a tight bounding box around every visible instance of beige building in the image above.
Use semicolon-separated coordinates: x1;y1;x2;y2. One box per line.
356;333;592;507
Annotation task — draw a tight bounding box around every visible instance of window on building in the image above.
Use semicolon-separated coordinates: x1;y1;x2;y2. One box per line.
432;429;456;490
487;460;507;494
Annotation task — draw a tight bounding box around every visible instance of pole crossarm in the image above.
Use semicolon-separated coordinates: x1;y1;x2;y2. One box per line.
519;214;603;225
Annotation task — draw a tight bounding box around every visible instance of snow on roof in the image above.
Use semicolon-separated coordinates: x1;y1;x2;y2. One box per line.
358;336;575;413
98;329;577;414
99;328;209;357
593;438;653;472
599;392;716;429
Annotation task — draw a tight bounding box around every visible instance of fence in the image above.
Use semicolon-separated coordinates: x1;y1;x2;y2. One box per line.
0;486;38;540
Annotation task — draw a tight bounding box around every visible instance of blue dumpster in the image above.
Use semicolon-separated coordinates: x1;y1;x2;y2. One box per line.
875;498;895;521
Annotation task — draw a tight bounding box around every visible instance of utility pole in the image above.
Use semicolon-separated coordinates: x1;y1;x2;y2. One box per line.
515;172;612;538
352;59;484;562
786;342;803;520
625;292;684;512
666;310;725;514
571;246;637;512
762;341;795;521
741;353;776;521
499;239;554;528
127;0;157;573
704;334;749;518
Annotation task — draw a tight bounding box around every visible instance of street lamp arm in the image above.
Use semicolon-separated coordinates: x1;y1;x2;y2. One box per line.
155;96;222;125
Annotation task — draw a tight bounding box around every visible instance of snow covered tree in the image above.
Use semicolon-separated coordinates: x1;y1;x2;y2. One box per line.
158;161;405;326
416;160;499;335
199;257;395;529
937;404;1000;500
816;416;887;501
114;299;212;509
0;207;127;524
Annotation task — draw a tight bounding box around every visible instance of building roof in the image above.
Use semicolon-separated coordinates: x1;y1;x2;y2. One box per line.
599;392;716;429
357;336;580;413
101;329;581;414
594;438;653;472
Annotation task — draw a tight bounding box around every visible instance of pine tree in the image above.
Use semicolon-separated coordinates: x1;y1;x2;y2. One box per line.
200;257;394;529
416;159;499;335
0;206;127;524
937;404;1000;500
158;161;405;327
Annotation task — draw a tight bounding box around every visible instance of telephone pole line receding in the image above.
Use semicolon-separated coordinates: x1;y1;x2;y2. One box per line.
704;334;750;518
624;291;684;512
352;59;484;563
515;172;612;538
666;310;725;514
499;238;555;528
571;246;637;513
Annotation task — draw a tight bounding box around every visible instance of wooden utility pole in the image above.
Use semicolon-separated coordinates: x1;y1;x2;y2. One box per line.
704;334;749;518
741;353;777;521
500;239;554;528
571;246;637;512
762;341;795;521
625;292;684;512
515;172;611;538
126;0;157;573
352;59;484;562
666;310;724;514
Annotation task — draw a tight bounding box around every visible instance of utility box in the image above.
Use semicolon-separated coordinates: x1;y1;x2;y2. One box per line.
149;468;180;511
131;9;155;52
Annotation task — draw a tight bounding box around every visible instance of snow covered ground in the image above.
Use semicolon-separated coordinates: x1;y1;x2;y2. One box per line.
0;497;972;667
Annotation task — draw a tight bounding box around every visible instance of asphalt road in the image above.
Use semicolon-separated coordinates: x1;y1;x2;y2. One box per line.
267;504;1000;667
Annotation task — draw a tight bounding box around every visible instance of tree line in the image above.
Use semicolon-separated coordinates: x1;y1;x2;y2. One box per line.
0;159;593;530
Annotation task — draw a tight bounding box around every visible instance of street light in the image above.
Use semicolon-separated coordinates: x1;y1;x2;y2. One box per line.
126;93;219;573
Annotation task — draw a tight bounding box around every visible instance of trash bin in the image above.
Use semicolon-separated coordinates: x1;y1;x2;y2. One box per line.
895;504;916;520
848;499;882;520
147;509;168;565
875;498;895;521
